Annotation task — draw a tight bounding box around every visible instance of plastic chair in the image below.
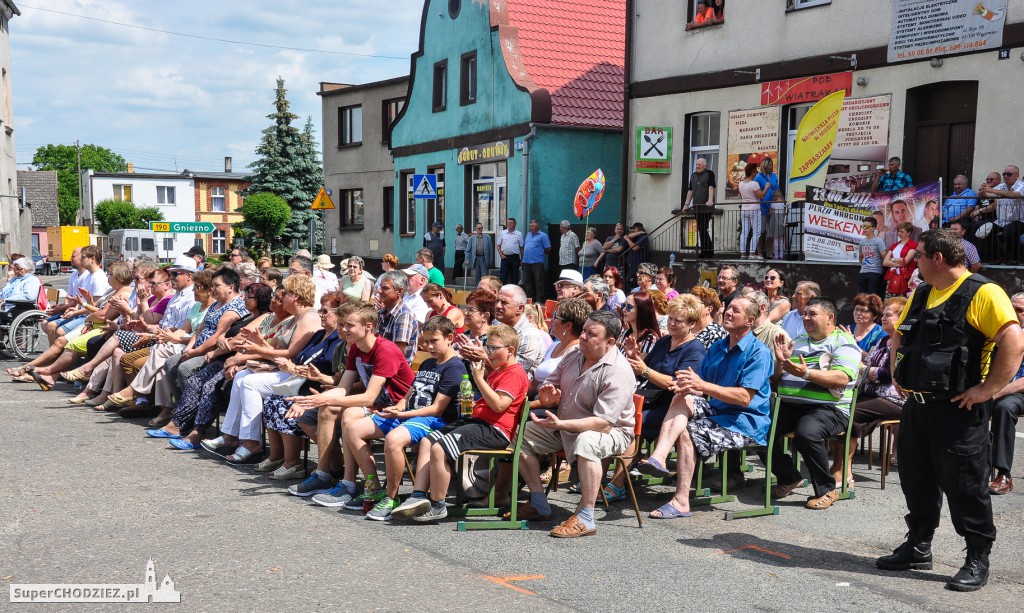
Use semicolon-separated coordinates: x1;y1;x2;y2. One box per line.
599;394;645;527
453;405;533;531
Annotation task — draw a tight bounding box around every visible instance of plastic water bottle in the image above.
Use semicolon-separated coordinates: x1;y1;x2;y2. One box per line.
669;252;676;267
362;475;377;514
459;374;474;420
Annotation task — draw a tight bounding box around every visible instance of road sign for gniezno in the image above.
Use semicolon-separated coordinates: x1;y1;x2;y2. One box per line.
149;221;216;233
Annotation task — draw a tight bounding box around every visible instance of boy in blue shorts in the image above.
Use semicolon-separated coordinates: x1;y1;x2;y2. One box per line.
345;316;468;520
392;323;528;522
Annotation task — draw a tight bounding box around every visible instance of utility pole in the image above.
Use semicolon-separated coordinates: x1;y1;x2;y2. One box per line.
75;139;82;227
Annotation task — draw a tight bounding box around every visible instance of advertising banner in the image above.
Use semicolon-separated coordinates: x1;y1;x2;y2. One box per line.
760;72;852;106
725;107;781;198
803;182;942;262
787;90;845;202
889;0;1007;62
824;95;893;193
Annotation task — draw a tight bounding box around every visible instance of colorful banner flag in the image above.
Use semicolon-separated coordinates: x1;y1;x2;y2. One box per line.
802;182;942;262
787;90;846;202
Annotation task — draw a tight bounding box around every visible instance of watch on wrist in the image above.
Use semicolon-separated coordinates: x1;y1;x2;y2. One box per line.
801;370;811;381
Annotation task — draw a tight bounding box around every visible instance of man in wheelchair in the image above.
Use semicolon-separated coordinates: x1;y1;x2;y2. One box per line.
0;256;42;327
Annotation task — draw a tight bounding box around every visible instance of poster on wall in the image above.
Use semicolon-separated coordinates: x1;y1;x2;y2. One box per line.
824;95;892;193
803;182;942;262
889;0;1007;63
786;91;845;203
725;107;781;198
635;126;672;174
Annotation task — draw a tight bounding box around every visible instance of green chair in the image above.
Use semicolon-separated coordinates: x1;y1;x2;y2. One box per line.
453;404;532;531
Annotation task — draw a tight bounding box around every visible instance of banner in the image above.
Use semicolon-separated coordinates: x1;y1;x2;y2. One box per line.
889;0;1007;63
803;182;942;262
760;72;852;106
725;107;781;199
824;95;892;193
787;90;845;202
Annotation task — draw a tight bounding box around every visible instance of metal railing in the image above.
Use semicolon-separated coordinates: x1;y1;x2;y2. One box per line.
647;204;805;261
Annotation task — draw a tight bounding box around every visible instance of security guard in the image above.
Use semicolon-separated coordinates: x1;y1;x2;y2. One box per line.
876;229;1024;591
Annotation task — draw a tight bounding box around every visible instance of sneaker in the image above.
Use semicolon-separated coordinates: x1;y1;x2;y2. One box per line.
365;496;396;521
392;496;432;520
412;503;448;522
311;483;359;507
344;484;385;511
287;473;334;497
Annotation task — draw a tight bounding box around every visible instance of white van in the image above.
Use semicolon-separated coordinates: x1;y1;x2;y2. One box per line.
107;229;161;264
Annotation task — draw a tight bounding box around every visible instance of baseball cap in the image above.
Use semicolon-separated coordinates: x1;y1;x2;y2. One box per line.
183;246;206;258
402;264;430;279
168;255;198;273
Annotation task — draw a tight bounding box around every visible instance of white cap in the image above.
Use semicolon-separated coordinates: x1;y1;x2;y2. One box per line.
556;269;584;287
168;255;198;273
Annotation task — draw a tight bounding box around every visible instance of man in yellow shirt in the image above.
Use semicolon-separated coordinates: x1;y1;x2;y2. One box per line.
877;229;1024;592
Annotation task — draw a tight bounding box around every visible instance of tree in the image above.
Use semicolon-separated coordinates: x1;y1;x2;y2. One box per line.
31;144;128;225
244;78;325;252
93;199;164;235
236;192;291;256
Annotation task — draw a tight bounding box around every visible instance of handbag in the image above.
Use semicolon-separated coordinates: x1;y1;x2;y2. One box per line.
270;346;327;396
884;267;910;295
634;379;669;405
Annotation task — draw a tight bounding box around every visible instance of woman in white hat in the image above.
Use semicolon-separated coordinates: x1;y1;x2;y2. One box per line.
312;254;339;295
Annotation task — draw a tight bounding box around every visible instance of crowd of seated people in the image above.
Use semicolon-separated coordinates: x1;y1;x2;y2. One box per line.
8;241;1022;541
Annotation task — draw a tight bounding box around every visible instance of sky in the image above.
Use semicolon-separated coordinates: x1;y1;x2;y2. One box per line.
10;0;423;173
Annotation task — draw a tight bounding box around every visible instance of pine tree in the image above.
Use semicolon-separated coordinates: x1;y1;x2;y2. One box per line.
244;77;324;254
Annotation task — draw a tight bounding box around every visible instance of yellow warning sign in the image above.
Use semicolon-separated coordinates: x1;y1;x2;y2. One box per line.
311;188;335;210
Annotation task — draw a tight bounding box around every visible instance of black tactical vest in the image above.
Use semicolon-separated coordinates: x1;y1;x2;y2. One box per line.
894;274;991;395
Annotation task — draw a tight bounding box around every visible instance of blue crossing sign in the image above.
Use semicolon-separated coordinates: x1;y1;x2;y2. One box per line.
412;174;438;199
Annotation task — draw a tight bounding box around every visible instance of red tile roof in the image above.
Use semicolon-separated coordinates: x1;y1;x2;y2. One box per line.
493;0;625;130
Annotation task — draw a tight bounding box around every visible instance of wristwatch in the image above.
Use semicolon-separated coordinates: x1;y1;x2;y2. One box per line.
801;370;811;381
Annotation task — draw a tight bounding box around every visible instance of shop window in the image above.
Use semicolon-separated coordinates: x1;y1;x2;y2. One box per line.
339;105;362;146
787;0;830;10
381;97;405;143
686;112;720;176
425;167;445;230
340;188;364;228
382;186;394;230
460;52;477;106
112;184;133;202
469;162;507;234
400;171;416;236
433;60;448;112
210;187;225;212
686;0;724;30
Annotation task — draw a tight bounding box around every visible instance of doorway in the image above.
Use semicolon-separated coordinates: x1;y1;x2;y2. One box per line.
903;81;978;186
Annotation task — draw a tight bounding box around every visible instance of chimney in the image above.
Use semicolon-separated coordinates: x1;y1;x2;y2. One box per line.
127;162;134;173
224;157;232;173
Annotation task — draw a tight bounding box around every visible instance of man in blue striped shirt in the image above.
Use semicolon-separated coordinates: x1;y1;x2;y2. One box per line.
769;297;861;510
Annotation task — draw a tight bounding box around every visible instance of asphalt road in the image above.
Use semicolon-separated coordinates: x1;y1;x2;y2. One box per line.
2;275;1024;611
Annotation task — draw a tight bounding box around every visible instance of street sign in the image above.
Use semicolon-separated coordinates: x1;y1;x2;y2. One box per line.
636;126;672;174
150;221;217;233
311;188;335;210
412;174;438;199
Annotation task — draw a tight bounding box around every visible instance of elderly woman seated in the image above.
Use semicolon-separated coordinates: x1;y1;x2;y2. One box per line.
198;274;322;463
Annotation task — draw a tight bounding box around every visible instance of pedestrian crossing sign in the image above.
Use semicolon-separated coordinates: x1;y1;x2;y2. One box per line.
311;188;335;210
412;174;438;199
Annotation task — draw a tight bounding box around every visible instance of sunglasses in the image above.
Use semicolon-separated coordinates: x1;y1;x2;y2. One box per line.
764;275;778;281
619;303;635;313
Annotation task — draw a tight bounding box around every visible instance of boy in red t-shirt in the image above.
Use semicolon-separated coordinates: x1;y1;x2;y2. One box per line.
392;324;529;522
284;304;414;501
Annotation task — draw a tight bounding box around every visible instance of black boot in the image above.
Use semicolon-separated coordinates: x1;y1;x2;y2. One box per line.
877;520;933;571
946;543;991;592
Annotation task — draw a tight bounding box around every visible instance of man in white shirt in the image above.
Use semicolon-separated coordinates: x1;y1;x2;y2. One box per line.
977;165;1024;263
401;264;431;323
43;247;87;342
497;217;524;286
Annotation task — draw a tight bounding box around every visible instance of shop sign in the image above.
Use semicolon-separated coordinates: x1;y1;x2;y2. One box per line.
457;140;512;165
889;0;1007;62
760;72;852;106
635;126;672;174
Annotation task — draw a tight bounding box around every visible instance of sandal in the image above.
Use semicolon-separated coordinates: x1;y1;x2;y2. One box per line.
602;482;627;503
67;393;94;405
169;438;202;450
104;393;133;408
31;371;53;391
13;373;35;383
771;480;804;499
637;457;672;479
200;436;227;453
648;502;693;519
226;446;264;465
60;369;89;382
254;457;284;473
145;428;181;439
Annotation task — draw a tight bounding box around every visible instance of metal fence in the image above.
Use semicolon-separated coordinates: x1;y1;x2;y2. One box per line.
647;204;805;261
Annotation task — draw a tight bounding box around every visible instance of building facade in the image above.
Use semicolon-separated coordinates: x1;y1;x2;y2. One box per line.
319;76;408;266
389;0;626;271
191;168;249;257
0;1;29;257
628;0;1024;256
19;169;58;257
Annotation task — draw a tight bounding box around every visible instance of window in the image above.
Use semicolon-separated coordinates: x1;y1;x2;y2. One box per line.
141;238;155;252
163;238;174;251
126;237;139;251
212;230;227;254
112;184;133;202
339;189;364;228
381;98;405;143
382;186;395;230
448;0;461;19
156;186;175;205
399;170;416;235
787;0;830;9
460;52;477;105
433;60;448;112
210;187;225;212
425;167;445;230
687;0;724;29
339;105;363;146
686;112;720;176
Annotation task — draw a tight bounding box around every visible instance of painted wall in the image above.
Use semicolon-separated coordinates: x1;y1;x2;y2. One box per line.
0;8;30;256
390;0;533;149
531;127;623;227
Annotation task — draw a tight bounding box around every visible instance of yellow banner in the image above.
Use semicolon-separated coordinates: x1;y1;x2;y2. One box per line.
787;90;846;201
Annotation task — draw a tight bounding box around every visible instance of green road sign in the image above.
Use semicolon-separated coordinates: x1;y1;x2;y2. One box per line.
150;221;217;233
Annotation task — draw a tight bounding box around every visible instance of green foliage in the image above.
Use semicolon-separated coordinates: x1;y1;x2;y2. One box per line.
244;78;325;252
31;144;128;225
237;192;291;256
93;199;165;235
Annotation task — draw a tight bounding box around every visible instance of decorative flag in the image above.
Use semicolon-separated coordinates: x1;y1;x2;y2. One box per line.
573;169;606;219
787;90;846;202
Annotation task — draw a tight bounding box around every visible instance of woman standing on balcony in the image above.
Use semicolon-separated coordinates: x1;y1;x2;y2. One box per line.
738;162;764;259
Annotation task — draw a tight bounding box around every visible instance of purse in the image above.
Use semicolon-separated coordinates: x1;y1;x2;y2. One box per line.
270;346;327;396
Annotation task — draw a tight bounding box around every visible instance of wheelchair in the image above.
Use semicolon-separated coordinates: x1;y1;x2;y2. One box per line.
0;300;51;361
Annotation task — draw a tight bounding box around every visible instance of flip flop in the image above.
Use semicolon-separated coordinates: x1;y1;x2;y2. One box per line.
31;371;53;392
104;393;133;408
13;373;35;383
145;428;182;439
169;438;201;450
637;458;672;479
648;502;693;519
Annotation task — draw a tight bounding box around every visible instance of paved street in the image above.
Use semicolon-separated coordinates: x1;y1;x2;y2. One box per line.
2;354;1024;611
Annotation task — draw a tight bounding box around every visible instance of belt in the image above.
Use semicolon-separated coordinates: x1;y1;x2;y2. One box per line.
906;391;950;404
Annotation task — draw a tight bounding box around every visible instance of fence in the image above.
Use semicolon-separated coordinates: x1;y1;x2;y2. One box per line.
647;204;805;261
